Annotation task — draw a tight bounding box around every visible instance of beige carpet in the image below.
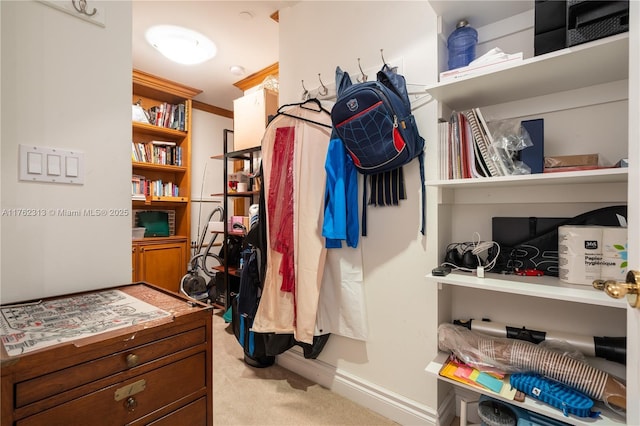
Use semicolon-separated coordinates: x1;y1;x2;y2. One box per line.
212;310;399;426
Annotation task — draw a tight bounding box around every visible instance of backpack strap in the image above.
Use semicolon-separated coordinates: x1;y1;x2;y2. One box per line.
335;66;353;97
377;64;412;111
361;175;368;237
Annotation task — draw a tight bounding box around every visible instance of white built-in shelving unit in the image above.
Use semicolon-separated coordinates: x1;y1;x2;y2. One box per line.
424;1;635;424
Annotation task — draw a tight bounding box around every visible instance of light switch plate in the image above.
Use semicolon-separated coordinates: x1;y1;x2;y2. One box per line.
19;145;84;184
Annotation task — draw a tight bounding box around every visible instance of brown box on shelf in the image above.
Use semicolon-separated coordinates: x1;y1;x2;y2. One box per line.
544;153;599;168
233;88;278;150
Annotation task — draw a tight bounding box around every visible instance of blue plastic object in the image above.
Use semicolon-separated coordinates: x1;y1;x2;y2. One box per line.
447;19;478;70
510;373;601;419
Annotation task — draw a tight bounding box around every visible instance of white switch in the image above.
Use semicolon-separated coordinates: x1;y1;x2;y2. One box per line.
19;145;83;184
66;156;79;177
47;154;61;176
27;152;42;174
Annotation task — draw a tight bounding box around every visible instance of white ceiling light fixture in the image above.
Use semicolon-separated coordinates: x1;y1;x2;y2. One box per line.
229;65;245;76
145;25;217;66
239;11;254;20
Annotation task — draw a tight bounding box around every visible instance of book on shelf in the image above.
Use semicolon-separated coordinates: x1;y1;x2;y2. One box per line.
148;179;180;197
468;109;501;177
449;113;460;179
519;119;545;174
438;121;450;179
132;141;182;167
145;101;187;131
441;109;497;179
131;174;148;199
442;108;519;180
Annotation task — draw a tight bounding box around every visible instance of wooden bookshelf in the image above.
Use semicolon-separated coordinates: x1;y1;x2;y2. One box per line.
131;70;201;292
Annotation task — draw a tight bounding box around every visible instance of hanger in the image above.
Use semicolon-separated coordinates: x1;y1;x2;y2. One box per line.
274;98;332;129
278;97;331;115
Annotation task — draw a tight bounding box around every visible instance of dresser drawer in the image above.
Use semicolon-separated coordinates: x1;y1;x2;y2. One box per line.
16;352;206;426
14;326;206;408
142;397;207;426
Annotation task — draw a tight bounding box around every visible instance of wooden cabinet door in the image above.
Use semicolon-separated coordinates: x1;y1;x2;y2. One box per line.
137;240;187;293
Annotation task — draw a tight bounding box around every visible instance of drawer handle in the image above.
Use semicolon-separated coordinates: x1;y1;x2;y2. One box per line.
114;379;146;401
125;396;138;412
126;353;140;368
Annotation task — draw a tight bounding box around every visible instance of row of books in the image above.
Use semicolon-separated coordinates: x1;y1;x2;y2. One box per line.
439;108;516;180
131;175;180;199
148;102;187;131
132;141;183;167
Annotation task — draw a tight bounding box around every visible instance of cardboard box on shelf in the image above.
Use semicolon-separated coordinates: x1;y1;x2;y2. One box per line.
544;154;599;168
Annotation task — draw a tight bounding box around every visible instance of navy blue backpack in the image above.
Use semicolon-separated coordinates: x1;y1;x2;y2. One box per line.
331;65;425;235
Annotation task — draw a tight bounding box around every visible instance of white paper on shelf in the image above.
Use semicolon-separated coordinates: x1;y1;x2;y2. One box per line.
440;48;523;83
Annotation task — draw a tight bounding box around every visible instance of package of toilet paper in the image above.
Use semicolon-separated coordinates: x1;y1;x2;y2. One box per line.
558;225;627;285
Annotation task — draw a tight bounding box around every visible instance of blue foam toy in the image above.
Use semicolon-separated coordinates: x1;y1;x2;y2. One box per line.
510;373;600;418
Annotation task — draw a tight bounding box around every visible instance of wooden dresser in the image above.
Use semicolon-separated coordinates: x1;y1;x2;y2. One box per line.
0;283;212;426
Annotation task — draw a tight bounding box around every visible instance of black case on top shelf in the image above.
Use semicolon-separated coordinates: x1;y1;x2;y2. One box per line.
566;0;629;47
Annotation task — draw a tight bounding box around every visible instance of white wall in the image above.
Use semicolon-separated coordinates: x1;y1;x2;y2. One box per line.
190;108;231;249
0;1;132;303
277;2;440;424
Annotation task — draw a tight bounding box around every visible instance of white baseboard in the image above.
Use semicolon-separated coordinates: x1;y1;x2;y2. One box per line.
277;349;440;425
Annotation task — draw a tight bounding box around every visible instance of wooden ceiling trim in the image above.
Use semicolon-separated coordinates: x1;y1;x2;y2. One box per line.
192;100;234;119
133;69;202;99
232;63;279;92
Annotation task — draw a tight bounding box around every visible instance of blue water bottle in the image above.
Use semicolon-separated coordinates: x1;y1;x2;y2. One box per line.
447;19;478;70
